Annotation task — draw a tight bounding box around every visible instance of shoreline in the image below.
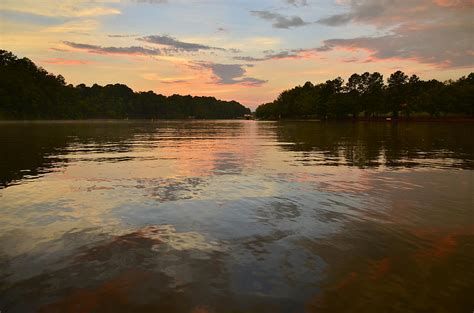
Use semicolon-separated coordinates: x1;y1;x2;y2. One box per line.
0;118;254;123
260;117;474;123
1;117;474;123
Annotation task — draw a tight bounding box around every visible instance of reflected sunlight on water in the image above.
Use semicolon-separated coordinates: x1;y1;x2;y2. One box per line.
0;120;473;313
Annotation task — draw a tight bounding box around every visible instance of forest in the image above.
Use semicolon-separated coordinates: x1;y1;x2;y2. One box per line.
0;50;251;120
256;71;474;120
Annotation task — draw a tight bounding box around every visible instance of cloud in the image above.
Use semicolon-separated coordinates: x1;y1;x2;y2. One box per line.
41;58;93;65
233;49;316;62
107;34;138;38
317;13;352;26
319;25;474;67
250;10;310;28
315;0;474;68
139;35;225;52
74;7;120;17
192;62;267;86
285;0;308;6
161;79;188;84
233;56;266;62
0;6;121;18
435;0;473;7
44;19;98;33
63;41;162;56
318;0;473;27
0;9;64;26
228;48;242;54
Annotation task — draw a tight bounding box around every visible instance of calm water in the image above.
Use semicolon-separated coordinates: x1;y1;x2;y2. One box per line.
0;121;473;313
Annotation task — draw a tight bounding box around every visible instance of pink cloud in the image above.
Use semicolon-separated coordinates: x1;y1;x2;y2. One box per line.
315;0;473;67
434;0;474;7
41;58;94;65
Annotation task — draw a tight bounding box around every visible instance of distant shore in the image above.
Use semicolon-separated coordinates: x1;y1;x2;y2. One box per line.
0;118;254;123
259;116;474;123
2;117;474;123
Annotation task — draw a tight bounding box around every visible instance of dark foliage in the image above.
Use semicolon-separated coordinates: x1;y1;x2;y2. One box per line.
0;50;251;119
256;71;474;119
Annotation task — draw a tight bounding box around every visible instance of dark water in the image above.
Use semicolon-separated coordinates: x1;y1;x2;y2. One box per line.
0;120;473;313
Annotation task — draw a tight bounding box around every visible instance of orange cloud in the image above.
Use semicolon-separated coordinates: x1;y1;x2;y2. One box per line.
434;0;474;7
41;58;94;65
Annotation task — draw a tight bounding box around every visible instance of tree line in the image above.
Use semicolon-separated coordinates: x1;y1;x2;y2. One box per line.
256;71;474;120
0;50;251;119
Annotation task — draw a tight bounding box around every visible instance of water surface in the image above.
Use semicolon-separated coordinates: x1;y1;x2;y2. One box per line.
0;121;473;313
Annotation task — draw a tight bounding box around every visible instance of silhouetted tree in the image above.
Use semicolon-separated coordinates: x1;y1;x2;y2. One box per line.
0;50;251;120
256;70;473;120
387;71;409;118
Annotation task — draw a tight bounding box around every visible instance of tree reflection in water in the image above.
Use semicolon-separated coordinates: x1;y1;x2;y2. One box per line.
0;121;472;313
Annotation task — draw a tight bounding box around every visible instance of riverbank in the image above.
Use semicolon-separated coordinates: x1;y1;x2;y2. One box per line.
1;117;473;123
0;118;252;123
259;116;474;123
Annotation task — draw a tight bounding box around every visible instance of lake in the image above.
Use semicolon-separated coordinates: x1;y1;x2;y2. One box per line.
0;120;473;313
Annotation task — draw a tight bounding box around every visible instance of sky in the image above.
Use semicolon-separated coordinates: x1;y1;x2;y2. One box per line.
1;0;473;109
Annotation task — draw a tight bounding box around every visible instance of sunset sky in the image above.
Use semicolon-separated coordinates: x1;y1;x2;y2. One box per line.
1;0;473;109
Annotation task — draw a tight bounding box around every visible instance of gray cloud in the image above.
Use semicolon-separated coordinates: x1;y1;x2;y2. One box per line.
315;0;474;68
139;35;225;52
233;56;266;62
317;13;352;26
233;49;311;62
266;50;302;59
63;41;162;56
317;0;386;26
285;0;308;6
317;0;473;27
319;23;474;67
193;62;267;86
250;10;309;28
